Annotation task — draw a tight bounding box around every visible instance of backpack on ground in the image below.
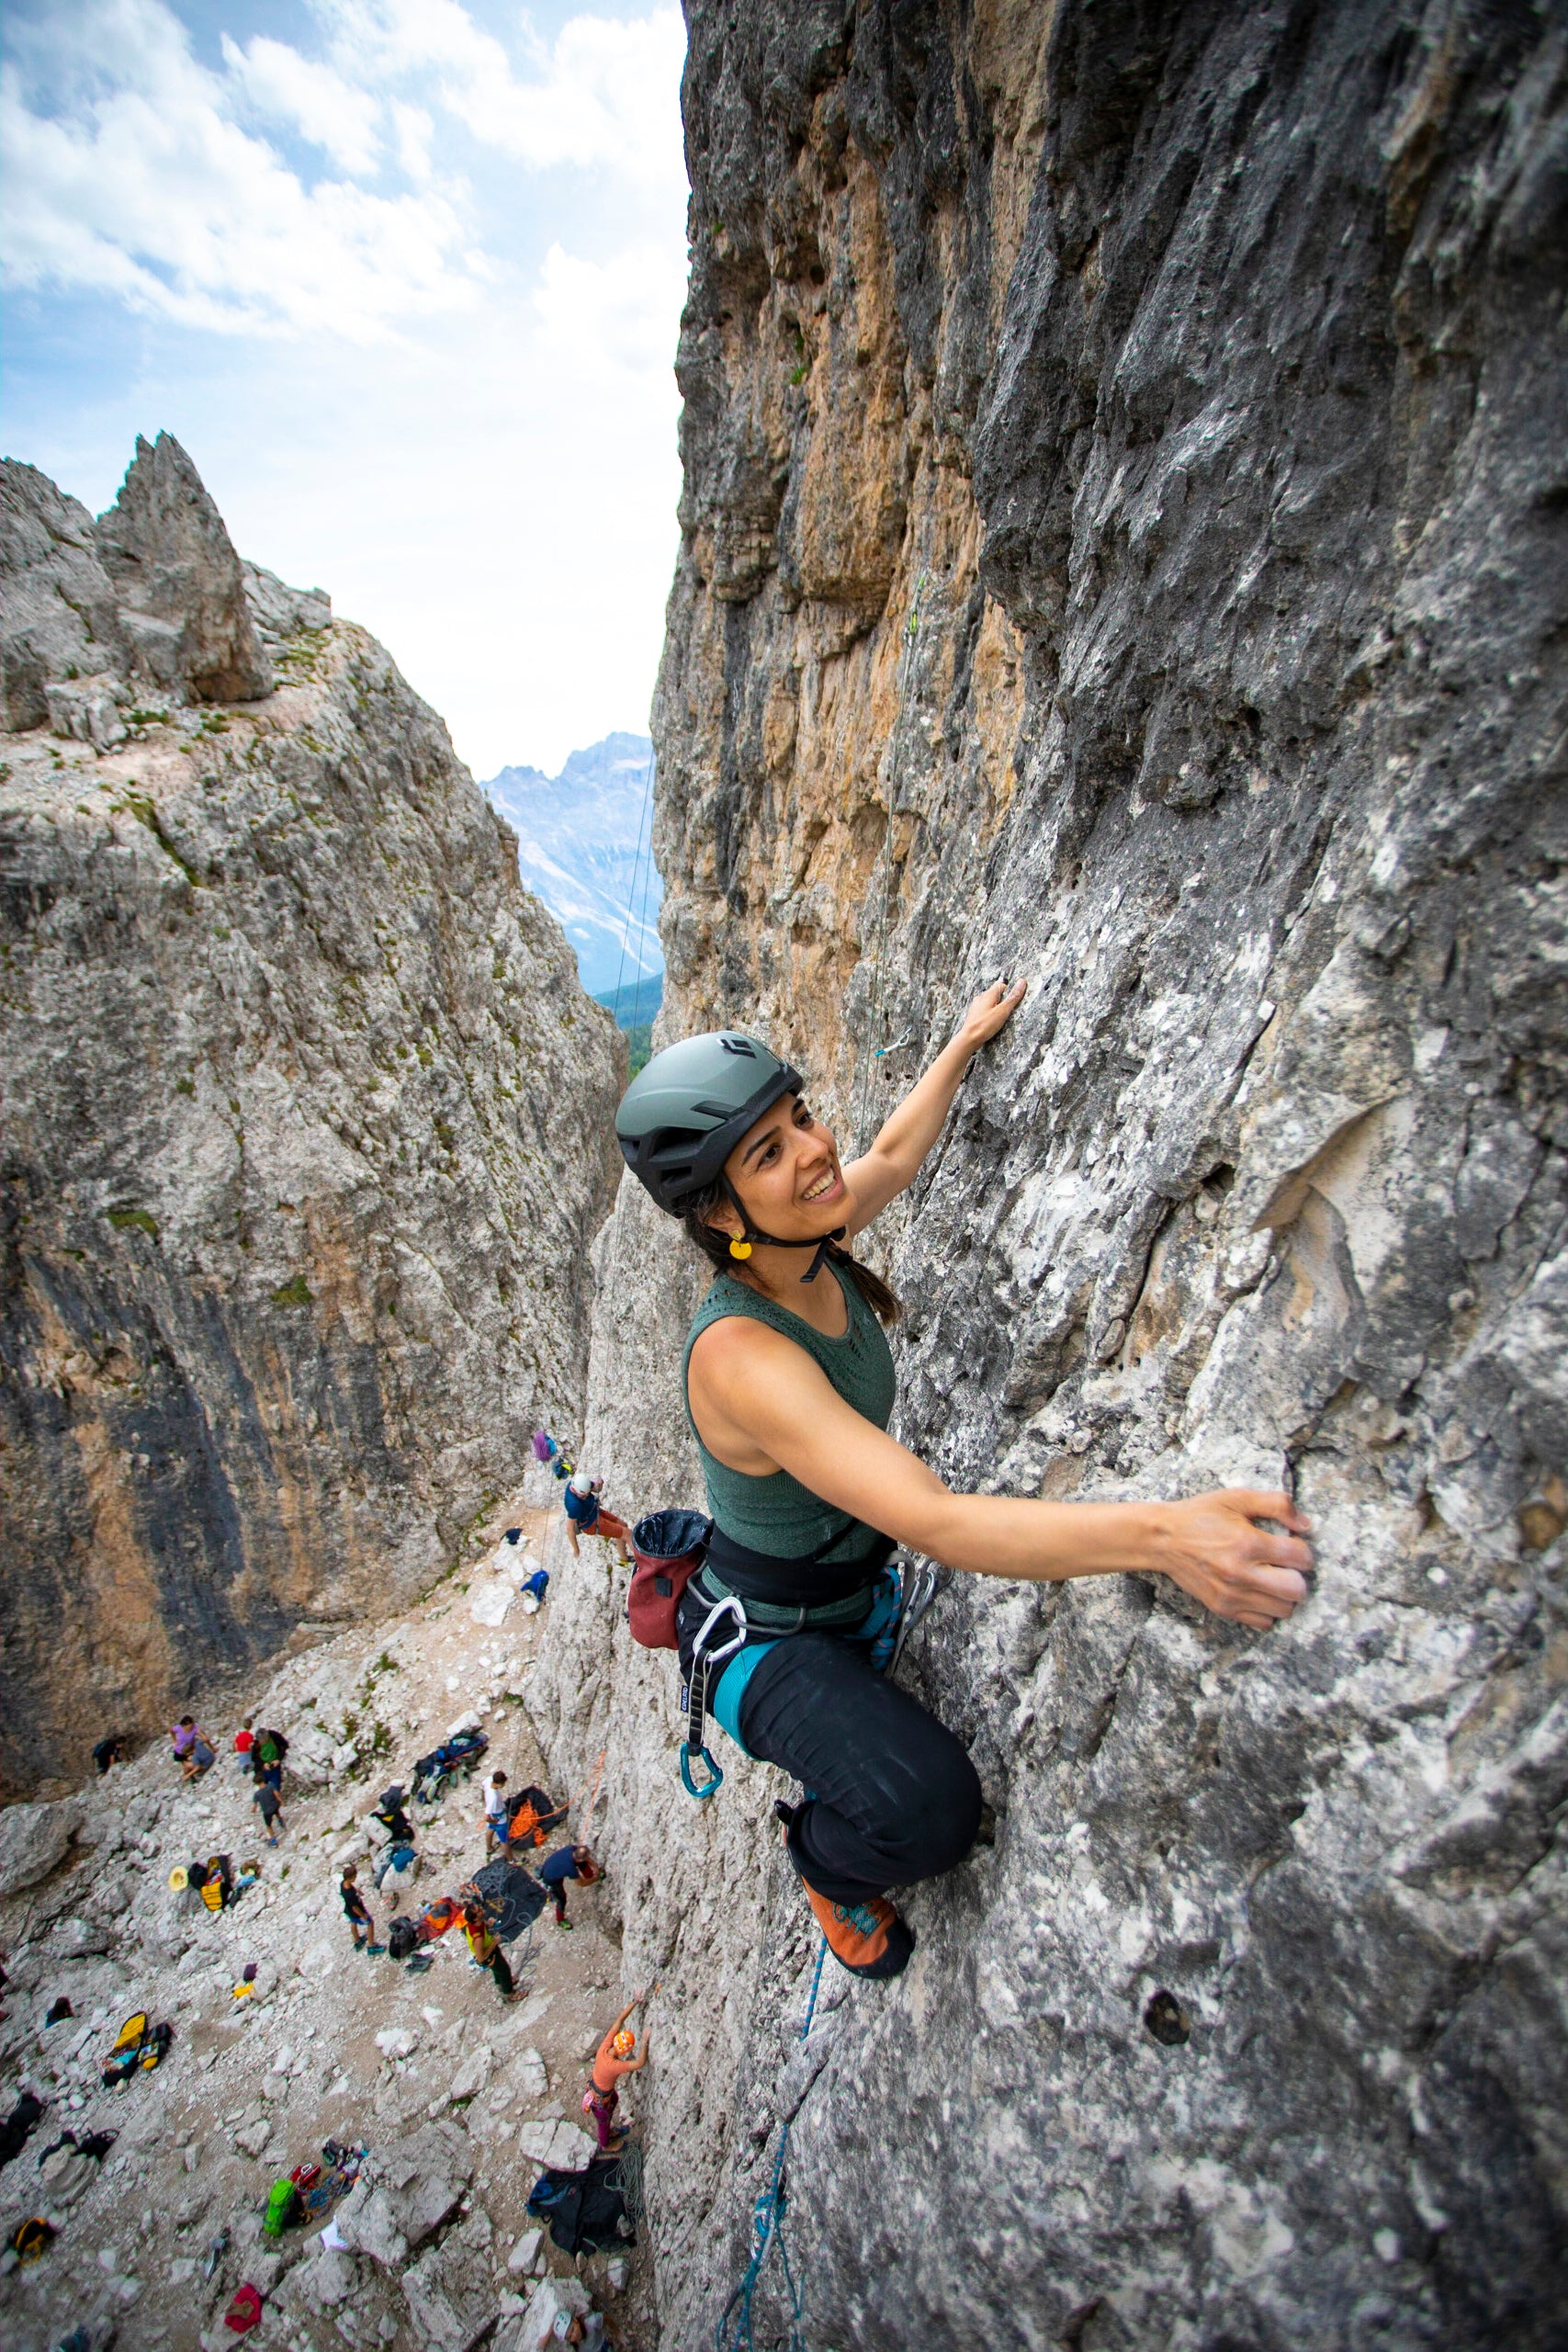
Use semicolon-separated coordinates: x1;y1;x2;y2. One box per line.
11;2214;54;2264
387;1917;418;1962
103;2016;171;2086
0;2088;45;2168
224;2283;265;2333
263;2177;301;2237
626;1510;711;1648
525;2156;636;2255
411;1730;489;1804
198;1854;233;1913
417;1896;461;1942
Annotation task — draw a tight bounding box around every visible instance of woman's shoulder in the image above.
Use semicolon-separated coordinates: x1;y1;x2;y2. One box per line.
687;1272;789;1343
688;1295;802;1372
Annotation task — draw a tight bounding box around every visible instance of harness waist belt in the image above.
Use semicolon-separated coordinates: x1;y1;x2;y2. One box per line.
702;1520;894;1610
691;1562;883;1634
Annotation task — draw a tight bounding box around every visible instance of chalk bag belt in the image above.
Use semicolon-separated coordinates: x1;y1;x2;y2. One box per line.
681;1595;747;1800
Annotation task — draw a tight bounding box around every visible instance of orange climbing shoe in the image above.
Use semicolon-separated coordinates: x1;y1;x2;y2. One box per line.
800;1879;914;1980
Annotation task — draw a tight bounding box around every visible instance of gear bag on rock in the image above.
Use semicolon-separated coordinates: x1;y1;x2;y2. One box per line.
626;1509;711;1648
464;1857;547;1942
505;1784;559;1848
525;2155;637;2255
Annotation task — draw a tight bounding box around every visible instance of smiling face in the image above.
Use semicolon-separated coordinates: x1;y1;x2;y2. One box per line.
719;1091;847;1239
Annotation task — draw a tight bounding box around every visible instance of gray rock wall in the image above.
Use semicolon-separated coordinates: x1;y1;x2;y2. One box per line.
1;446;624;1796
1;435;273;731
530;5;1568;2347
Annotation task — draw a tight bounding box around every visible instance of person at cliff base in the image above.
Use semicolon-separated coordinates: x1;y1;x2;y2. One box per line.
371;1787;417;1848
341;1866;380;1954
252;1728;287;1791
538;1844;601;1930
585;1996;649;2150
563;1474;633;1566
252;1781;285;1846
460;1899;518;1999
234;1719;255;1771
172;1718;215;1780
482;1770;511;1855
612;1000;1314;1981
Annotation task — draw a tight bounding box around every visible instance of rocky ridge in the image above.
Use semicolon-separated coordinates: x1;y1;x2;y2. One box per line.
1;437;624;1796
529;6;1568;2350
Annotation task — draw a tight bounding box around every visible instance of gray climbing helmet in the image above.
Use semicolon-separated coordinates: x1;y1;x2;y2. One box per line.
615;1032;804;1216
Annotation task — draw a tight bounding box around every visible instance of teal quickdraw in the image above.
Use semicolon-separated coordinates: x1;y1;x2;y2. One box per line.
682;1594;746;1803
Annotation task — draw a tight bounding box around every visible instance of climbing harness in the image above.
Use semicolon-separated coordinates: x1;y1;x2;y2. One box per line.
677;1551;942;1800
681;1594;747;1798
715;1935;829;2352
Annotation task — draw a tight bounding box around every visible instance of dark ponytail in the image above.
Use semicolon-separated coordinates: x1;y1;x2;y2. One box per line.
679;1179;901;1325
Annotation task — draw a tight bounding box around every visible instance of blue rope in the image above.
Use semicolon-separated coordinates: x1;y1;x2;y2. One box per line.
715;1937;829;2352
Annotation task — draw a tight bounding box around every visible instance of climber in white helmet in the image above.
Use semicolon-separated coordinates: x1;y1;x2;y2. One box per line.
614;988;1313;1981
562;1470;632;1566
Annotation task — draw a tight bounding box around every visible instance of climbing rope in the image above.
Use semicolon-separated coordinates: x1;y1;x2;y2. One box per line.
852;574;928;1153
715;1935;829;2352
577;1745;608;1838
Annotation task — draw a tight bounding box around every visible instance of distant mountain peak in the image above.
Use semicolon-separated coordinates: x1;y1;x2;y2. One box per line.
482;733;661;1003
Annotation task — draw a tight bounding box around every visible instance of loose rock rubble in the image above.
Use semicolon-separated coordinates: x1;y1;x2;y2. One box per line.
0;1497;652;2352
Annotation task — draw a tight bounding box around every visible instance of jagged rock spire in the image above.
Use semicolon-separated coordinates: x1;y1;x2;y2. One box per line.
94;432;273;704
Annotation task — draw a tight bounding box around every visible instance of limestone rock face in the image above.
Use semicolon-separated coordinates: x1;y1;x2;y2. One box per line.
93;433;273;704
531;5;1568;2349
0;1795;83;1895
1;451;624;1795
0;463;129;732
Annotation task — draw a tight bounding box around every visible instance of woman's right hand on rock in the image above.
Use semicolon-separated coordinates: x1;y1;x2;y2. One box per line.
1150;1490;1313;1631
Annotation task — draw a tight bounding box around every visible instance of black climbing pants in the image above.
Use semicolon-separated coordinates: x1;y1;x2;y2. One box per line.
731;1631;983;1906
488;1947;514;1999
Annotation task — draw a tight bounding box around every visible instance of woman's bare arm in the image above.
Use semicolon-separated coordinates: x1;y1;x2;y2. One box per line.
689;1318;1311;1632
842;981;1025;1235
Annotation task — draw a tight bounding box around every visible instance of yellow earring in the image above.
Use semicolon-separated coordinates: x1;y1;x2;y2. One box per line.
728;1237;752;1261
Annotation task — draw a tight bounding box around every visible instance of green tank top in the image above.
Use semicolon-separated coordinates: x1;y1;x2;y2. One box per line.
682;1266;896;1565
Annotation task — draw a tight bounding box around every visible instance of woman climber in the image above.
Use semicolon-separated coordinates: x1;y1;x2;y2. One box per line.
614;988;1314;1983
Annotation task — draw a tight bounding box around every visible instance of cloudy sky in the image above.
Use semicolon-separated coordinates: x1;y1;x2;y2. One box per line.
2;0;689;775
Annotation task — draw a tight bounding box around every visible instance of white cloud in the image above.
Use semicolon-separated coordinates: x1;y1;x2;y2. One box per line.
3;0;690;774
310;0;687;182
221;33;384;176
0;2;479;338
534;237;689;377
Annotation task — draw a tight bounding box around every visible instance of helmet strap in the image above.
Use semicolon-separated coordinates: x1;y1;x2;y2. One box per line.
720;1180;844;1283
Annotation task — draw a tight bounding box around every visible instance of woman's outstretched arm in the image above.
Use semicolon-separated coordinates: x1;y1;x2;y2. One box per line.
689;1318;1313;1632
842;980;1025;1235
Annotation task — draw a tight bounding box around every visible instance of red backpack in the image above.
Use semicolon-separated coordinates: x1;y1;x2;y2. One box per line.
626;1510;712;1649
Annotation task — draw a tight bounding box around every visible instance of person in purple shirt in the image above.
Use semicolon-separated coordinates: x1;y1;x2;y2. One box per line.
171;1717;214;1781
